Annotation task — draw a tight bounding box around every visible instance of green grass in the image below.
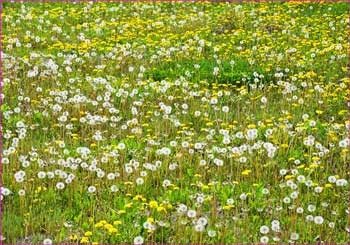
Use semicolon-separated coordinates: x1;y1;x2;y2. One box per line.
1;1;349;244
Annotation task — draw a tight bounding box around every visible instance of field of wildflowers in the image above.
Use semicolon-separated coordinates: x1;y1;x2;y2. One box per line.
1;1;350;244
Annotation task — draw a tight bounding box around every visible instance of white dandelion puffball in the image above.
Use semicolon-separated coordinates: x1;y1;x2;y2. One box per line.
133;236;144;245
43;239;52;244
314;216;324;224
56;182;65;190
187;210;197;218
260;225;270;234
88;186;96;193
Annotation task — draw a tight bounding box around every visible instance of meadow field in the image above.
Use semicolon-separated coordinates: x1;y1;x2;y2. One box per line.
1;1;350;244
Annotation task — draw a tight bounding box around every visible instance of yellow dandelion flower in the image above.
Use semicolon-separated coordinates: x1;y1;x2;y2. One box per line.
285;175;295;180
312;156;320;161
113;220;122;226
241;170;251;176
95;222;103;228
223;204;235;210
69;234;78;241
124;203;133;209
104;223;113;229
247;124;256;129
325;184;333;188
80;237;89;243
149;201;158;209
157;206;167;213
108;227;118;233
